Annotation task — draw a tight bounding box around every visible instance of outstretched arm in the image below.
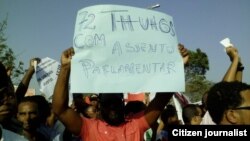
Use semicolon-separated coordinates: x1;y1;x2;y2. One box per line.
222;46;241;82
52;47;82;135
15;58;40;102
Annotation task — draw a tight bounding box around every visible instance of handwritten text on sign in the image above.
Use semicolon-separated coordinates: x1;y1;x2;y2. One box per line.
71;5;185;93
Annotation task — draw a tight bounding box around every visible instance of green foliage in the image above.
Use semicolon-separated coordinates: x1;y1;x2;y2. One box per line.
0;16;24;84
185;75;214;102
185;48;209;81
183;48;213;103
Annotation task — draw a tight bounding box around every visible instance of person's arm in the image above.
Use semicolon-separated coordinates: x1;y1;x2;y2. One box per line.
15;58;40;102
144;44;189;126
235;59;244;82
222;46;240;82
144;93;174;126
52;47;82;136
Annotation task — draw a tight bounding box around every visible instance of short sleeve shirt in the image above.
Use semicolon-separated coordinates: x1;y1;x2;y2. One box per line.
1;128;28;141
80;112;149;141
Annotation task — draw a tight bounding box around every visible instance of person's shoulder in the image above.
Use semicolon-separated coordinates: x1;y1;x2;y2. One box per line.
2;128;28;141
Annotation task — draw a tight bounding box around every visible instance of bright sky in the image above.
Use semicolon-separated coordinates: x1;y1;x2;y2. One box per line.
1;0;250;91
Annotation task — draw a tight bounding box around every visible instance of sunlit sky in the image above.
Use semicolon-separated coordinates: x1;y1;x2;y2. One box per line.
1;0;249;91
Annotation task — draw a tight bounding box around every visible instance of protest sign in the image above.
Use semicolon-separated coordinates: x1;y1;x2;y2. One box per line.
71;4;185;93
36;57;60;102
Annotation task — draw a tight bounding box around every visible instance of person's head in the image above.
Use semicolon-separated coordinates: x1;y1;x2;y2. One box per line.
207;81;250;125
31;95;50;124
0;62;16;123
84;105;97;118
72;93;87;114
89;94;99;107
125;100;146;117
182;104;203;125
98;93;125;126
161;105;180;126
17;97;41;131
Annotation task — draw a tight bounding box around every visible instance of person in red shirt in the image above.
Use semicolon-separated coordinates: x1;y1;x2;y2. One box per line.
52;44;189;141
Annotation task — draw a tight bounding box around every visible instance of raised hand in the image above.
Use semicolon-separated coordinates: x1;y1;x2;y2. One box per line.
30;58;41;68
225;46;239;62
61;47;75;68
178;43;189;65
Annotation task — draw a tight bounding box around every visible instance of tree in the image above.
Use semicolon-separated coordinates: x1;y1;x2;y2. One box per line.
185;48;209;80
0;16;24;85
183;48;213;103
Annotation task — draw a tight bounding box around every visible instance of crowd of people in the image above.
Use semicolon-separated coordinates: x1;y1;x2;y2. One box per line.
0;38;249;141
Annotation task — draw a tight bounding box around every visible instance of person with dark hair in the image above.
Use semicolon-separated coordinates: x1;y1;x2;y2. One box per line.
71;93;98;119
0;58;41;135
17;96;49;141
201;45;244;125
156;105;182;141
30;95;51;124
182;104;202;125
0;62;15;123
161;105;181;126
206;81;250;125
89;93;99;107
125;100;147;117
52;44;189;141
0;62;27;140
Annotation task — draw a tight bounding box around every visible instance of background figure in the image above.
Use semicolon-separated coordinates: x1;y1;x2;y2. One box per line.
182;104;203;125
0;58;41;135
0;62;27;140
201;45;244;125
17;96;49;141
156;105;182;141
207;81;250;125
89;93;99;107
71;93;98;119
83;93;99;119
